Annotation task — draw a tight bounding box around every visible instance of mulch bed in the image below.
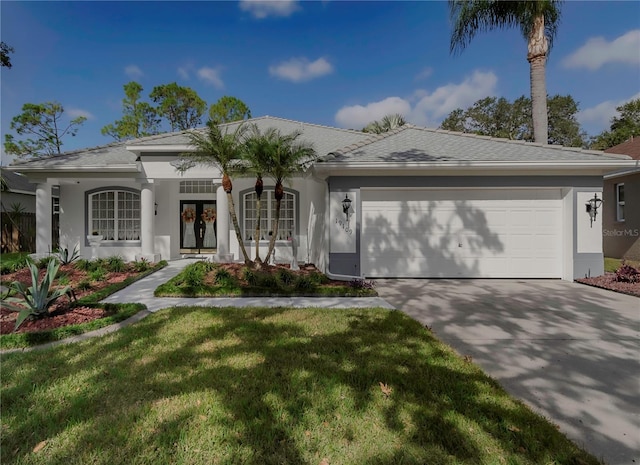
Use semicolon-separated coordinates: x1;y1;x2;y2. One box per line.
1;264;140;335
575;272;640;297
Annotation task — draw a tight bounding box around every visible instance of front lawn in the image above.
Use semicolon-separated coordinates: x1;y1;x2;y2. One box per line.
1;306;601;465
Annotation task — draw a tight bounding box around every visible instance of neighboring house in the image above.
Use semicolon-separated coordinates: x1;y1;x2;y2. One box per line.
603;137;640;261
1;168;36;213
6;116;635;280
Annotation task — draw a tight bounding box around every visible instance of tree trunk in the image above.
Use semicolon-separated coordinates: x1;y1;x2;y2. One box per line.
254;176;263;265
528;14;549;145
265;198;282;264
227;192;251;265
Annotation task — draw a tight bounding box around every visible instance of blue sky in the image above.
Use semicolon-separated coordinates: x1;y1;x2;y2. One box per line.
1;1;639;164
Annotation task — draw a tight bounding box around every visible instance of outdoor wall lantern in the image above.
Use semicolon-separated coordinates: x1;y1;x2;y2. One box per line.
585;193;602;227
342;194;352;222
155;202;158;216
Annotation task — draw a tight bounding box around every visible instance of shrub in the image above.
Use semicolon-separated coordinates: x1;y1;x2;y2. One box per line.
0;255;28;274
89;267;107;282
56;272;71;286
183;262;206;287
257;272;279;289
75;258;93;272
308;271;330;285
106;255;126;273
36;256;56;269
214;269;235;286
242;267;259;286
76;279;92;291
55;244;81;265
1;259;72;330
277;268;295;286
294;276;315;291
133;258;150;272
615;264;640;283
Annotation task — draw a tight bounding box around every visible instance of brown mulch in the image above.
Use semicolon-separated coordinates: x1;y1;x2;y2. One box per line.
0;263;140;335
575;272;640;297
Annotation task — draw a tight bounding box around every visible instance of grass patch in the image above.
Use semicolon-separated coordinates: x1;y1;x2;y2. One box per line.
154;263;376;298
0;303;146;350
604;257;640;273
1;306;601;465
0;252;30;274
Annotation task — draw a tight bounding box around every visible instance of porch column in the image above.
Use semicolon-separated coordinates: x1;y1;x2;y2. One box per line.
215;185;232;261
35;182;52;255
136;181;160;262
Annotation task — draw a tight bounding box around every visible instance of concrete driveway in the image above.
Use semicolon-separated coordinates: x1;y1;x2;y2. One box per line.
375;279;639;465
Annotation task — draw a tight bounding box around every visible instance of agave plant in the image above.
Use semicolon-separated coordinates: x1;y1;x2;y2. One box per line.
55;243;81;265
1;258;72;330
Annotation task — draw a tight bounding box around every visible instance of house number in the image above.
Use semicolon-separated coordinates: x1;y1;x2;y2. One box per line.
335;218;353;235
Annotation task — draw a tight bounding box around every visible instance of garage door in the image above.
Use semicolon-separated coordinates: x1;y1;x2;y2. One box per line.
361;189;562;278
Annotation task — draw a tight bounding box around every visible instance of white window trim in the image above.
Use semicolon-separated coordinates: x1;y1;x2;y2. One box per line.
86;187;141;246
616;183;625;222
242;188;298;241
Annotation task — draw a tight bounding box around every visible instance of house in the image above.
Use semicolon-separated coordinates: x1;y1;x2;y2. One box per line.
603;137;640;261
1;168;37;213
6;116;635;280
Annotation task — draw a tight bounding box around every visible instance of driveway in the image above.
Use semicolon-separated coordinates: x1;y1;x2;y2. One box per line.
375;279;639;465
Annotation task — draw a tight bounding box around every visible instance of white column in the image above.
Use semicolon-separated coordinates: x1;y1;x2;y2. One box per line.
137;181;160;262
35;183;52;255
215;185;231;261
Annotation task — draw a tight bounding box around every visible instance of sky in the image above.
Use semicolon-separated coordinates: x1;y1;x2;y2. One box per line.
1;0;639;165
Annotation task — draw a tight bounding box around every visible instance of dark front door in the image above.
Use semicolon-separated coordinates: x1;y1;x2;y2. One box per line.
180;200;217;252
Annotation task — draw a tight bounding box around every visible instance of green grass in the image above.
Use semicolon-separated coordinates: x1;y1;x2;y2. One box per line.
1;306;601;465
604;257;640;273
0;303;145;350
155;264;376;298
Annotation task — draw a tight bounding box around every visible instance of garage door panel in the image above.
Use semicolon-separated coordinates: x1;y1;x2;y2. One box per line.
362;189;562;278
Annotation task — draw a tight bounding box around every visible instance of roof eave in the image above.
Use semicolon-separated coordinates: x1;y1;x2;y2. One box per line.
126;144;194;155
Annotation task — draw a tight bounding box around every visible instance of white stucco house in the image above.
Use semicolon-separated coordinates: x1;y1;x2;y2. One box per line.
6;116;636;281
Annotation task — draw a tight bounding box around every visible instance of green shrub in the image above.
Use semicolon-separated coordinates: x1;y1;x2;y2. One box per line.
56;272;71;286
242;267;259;286
214;269;235;286
294;276;315;291
308;271;330;285
106;255;126;273
183;262;207;287
1;259;72;330
257;272;279;289
133;258;150;272
0;254;28;274
75;259;94;272
76;279;92;291
277;268;295;286
36;256;56;269
89;267;107;282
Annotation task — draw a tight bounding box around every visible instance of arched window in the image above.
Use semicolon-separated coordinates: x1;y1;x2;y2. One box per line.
87;188;140;241
242;189;297;241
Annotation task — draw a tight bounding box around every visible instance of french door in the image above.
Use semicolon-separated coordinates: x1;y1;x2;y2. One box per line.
180;200;217;252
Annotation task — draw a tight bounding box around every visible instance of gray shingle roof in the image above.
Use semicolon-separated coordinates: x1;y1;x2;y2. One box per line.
320;125;630;163
1;168;35;192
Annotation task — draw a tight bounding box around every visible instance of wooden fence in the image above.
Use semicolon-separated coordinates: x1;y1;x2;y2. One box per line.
1;212;59;253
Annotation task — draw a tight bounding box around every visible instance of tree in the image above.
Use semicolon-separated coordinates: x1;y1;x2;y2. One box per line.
4;102;86;158
363;113;407;133
440;94;585;147
449;0;563;144
591;99;640;150
101;82;160;141
1;42;14;68
242;125;281;265
150;82;207;131
209;96;252;125
263;130;316;264
183;121;252;265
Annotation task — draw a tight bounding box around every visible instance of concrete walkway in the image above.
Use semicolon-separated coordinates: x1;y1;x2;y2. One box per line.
375;278;640;465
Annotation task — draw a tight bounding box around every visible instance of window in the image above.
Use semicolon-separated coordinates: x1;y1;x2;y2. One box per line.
180;180;215;194
243;189;297;241
88;189;140;241
616;183;625;222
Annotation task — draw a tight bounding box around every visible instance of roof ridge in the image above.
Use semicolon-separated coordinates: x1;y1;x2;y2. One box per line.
330;125;410;155
230;115;367;135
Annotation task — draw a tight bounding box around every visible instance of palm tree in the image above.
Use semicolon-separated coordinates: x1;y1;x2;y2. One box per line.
263;130;316;264
363;113;407;134
449;0;562;144
183;121;251;265
242;124;277;264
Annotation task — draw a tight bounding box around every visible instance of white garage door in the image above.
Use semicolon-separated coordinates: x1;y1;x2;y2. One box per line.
361;188;562;278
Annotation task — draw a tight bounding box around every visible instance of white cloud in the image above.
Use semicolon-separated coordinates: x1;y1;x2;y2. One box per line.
124;65;144;79
563;29;640;70
67;108;94;120
197;67;224;89
334;70;498;129
335;97;411;129
239;0;299;19
578;92;640;134
269;57;333;83
414;67;433;81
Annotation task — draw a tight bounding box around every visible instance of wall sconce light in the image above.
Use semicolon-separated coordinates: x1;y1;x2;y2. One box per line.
155;202;158;216
342;194;352;222
585;193;602;227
